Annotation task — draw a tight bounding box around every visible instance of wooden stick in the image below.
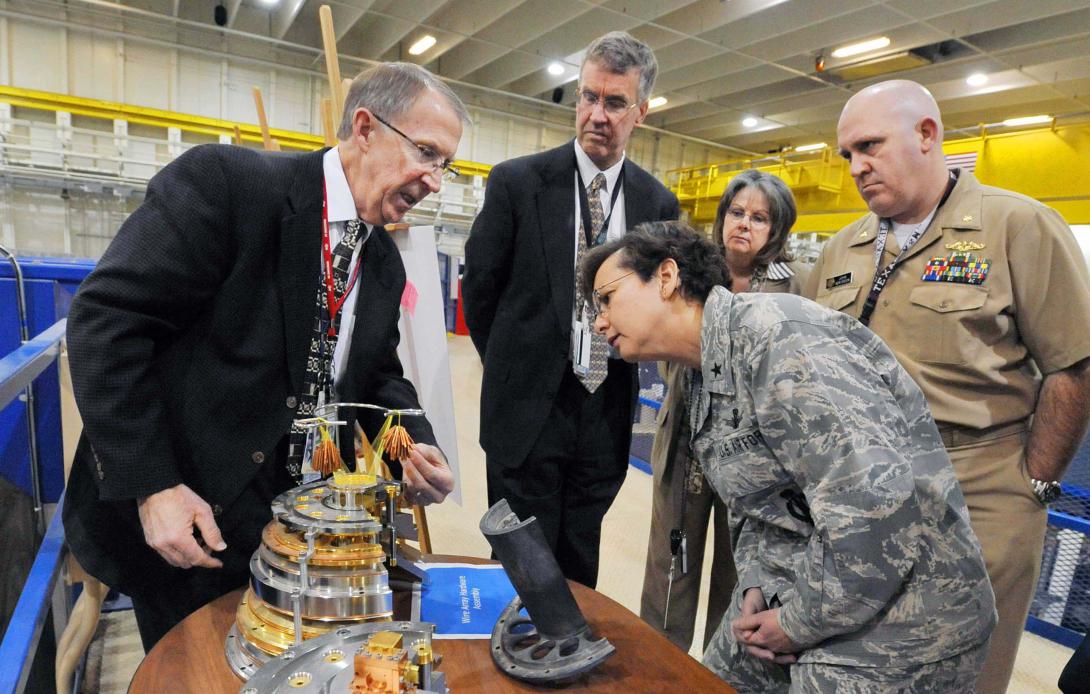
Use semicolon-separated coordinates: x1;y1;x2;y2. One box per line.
232;124;243;145
320;98;337;146
251;86;274;150
319;5;344;123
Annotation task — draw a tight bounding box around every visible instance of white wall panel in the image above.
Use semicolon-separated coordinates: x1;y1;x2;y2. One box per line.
225;64;271;126
9;20;65;93
272;71;312;132
177;53;224;119
68;32;119;102
123;43;172;110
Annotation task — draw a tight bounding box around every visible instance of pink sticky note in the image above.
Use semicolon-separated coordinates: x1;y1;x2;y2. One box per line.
401;280;419;317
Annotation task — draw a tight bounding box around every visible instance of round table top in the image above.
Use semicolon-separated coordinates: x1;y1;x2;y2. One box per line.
129;565;735;693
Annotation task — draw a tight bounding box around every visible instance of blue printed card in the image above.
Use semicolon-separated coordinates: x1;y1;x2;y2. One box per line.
418;563;518;639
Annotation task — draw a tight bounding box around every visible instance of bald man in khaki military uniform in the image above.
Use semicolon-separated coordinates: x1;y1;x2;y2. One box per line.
804;80;1090;693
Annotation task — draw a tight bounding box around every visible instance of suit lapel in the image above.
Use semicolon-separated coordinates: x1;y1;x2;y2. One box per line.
537;144;578;341
623;159;655;228
280;149;326;397
347;227;395;361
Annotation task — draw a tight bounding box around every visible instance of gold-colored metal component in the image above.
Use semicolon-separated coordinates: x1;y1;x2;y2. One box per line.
235;589;392;655
366;631;403;655
414;642;432;665
352;631;410;693
333;470;378;487
288;672;311;688
323;649;345;663
261;523;383;567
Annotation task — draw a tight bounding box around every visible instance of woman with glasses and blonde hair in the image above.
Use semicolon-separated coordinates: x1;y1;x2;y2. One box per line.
640;170;807;652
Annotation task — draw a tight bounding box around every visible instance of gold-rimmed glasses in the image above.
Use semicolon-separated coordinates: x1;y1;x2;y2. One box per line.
372;113;460;180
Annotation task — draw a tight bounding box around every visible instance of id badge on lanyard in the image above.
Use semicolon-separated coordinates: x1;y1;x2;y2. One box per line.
573;305;593;376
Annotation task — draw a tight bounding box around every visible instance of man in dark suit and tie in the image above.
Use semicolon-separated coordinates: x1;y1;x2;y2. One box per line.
462;31;679;588
63;62;463;649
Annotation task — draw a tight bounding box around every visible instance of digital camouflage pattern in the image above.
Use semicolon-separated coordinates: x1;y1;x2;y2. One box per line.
691;287;995;688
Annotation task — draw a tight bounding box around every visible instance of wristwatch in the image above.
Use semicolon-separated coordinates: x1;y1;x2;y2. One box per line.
1030;478;1062;504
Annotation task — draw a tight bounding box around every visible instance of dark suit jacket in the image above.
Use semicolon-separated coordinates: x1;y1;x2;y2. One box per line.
462;141;679;467
63;144;434;593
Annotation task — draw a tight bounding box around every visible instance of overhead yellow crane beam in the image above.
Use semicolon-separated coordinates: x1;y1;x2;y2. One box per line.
670;120;1090;234
0;85;491;178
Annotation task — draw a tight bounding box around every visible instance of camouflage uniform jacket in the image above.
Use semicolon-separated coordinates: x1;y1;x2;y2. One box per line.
691;286;996;667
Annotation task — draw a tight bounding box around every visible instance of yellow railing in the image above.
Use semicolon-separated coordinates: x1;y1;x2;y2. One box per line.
669;119;1090;231
0;85;490;177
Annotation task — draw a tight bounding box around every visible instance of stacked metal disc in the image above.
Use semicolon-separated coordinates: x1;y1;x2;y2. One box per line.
226;475;401;679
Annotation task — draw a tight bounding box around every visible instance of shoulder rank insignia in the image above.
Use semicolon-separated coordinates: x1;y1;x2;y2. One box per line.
923;252;990;285
946;240;985;252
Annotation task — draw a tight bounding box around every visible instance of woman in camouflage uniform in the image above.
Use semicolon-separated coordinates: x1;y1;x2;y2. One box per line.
641;171;808;652
580;221;995;692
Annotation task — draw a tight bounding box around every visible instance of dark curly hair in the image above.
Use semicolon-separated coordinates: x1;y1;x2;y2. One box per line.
578;221;729;307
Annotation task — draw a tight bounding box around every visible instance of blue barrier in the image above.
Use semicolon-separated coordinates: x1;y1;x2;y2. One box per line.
0;320;66;411
0;493;65;694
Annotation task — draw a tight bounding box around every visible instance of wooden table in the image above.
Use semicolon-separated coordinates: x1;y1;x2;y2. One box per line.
129;572;735;692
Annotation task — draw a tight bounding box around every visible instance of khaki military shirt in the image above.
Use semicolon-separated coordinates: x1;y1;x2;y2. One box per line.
692;287;995;666
804;171;1090;429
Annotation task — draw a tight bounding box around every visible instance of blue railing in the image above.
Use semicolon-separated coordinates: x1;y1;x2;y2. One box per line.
0;317;68;694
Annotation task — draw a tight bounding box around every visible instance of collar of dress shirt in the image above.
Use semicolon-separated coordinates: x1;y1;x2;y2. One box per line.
573;140;625;195
323;146;358;223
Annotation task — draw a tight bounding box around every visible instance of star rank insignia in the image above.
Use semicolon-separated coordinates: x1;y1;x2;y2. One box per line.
711;363;723;377
962;215;974;223
945;240;985;252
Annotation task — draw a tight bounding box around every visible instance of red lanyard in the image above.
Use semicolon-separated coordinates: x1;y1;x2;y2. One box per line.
321;181;364;337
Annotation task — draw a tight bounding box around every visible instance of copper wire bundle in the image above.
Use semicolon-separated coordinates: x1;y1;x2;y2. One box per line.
310;426;343;475
381;424;415;461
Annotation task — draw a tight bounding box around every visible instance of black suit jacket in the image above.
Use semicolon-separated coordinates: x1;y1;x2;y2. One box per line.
63;144;434;592
462;141;679;467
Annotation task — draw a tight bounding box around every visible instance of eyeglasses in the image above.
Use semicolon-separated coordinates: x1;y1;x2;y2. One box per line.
725;207;771;229
590;270;637;318
372;114;460;180
578;89;639;119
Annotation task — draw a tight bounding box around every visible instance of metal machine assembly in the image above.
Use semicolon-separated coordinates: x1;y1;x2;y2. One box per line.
237;621;447;694
480;499;615;685
225;403;428;681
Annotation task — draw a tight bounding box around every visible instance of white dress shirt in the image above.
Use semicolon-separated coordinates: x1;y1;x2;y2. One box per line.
323;146;372;388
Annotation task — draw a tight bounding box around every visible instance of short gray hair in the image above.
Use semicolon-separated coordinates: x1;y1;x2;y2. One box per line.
712;170;797;267
337;62;470;140
581;31;658;104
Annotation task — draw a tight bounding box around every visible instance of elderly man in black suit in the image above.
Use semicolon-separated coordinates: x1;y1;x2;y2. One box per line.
462;31;679;588
63;62;464;650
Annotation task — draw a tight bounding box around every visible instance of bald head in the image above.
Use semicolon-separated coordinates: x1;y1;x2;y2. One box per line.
837;80;951;223
840;80;944;139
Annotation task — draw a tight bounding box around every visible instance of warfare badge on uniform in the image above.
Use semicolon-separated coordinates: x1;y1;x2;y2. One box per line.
923;252;990;285
945;240;985;252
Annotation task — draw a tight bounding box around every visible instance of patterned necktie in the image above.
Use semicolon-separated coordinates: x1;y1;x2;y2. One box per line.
574;173;610;393
286;218;364;479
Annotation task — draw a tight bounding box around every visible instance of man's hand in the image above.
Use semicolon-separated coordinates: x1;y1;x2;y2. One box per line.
732;591;799;665
137;483;226;569
400;443;454;506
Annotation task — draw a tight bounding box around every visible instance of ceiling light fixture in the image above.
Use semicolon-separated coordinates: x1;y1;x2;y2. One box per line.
794;142;827;152
966;73;988;87
1002;115;1052;127
742;116;758;128
408;35;436;56
259;0;280;6
831;36;891;59
648;96;668;109
547;62;565;76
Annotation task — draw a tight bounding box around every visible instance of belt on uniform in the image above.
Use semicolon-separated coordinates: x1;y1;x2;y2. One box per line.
936;419;1028;449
